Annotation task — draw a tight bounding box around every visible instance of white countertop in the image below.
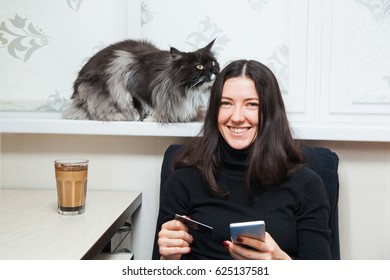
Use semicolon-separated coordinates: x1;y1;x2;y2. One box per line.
0;189;142;260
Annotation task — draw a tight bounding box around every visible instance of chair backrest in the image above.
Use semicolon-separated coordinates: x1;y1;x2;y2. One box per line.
302;145;340;260
152;144;340;260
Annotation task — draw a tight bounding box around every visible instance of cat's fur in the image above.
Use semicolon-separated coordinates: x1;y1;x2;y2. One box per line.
63;39;220;122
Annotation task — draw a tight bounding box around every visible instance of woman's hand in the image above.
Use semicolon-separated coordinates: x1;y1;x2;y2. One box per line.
224;232;291;260
158;219;194;260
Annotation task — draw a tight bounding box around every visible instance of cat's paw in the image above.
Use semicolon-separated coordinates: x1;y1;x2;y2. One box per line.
143;115;158;122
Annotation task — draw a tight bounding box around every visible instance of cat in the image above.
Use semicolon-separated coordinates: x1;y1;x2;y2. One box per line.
62;39;220;122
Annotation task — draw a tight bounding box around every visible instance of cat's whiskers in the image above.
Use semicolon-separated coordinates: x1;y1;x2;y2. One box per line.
190;76;207;89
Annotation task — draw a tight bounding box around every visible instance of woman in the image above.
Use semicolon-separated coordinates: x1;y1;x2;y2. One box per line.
156;60;331;260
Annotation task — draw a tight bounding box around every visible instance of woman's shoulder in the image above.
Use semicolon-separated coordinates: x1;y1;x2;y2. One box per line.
288;166;329;201
289;166;326;190
294;165;323;179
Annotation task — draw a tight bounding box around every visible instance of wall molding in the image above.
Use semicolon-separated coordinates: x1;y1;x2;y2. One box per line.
1;112;388;142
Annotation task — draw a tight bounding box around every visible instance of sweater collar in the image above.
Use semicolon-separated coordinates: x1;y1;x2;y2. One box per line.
220;137;251;167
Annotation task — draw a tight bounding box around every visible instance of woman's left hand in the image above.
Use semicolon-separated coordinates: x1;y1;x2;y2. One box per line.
224;232;291;260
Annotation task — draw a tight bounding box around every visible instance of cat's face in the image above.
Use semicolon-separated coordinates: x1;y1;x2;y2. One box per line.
170;40;220;89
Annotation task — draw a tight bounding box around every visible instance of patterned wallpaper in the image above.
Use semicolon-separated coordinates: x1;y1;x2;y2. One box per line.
325;0;390;118
140;0;289;92
0;0;389;116
0;0;289;112
351;0;390;103
0;0;126;112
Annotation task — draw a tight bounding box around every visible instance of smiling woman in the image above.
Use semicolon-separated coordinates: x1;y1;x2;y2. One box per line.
218;76;259;150
154;60;332;260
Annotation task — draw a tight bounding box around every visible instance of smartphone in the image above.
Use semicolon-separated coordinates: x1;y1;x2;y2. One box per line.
230;220;265;242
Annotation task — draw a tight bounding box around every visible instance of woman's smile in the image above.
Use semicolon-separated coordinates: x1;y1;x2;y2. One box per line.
218;76;259;150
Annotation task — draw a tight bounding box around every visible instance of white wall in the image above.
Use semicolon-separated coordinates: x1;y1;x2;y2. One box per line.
307;141;390;260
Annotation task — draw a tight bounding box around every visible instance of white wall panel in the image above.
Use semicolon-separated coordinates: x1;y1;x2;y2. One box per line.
2;0;389;139
0;0;127;111
322;0;390;124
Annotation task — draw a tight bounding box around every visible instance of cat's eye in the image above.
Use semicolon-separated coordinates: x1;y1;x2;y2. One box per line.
212;61;216;66
197;64;204;70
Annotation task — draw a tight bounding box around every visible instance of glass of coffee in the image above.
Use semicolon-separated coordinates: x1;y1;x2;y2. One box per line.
54;159;88;215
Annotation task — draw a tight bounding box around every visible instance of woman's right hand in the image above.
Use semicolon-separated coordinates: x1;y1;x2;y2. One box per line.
158;219;194;260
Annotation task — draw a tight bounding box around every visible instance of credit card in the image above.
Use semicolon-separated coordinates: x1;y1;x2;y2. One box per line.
175;214;213;234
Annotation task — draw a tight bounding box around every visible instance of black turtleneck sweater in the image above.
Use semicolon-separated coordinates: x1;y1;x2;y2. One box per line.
158;141;331;259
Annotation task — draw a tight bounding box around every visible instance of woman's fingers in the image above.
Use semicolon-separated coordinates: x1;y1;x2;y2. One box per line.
158;219;194;260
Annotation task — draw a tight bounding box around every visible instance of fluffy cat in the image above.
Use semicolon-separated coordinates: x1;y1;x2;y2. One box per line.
63;39;220;122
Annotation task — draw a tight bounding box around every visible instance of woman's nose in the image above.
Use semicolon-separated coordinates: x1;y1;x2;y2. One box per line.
231;106;245;122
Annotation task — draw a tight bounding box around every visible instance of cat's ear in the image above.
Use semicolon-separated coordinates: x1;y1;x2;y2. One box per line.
170;47;183;60
204;38;216;51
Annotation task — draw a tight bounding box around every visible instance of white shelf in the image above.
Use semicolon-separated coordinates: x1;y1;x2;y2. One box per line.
1;112;389;142
291;123;390;143
0;112;203;137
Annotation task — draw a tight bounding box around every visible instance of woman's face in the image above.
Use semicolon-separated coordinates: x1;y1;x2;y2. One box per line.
218;76;259;150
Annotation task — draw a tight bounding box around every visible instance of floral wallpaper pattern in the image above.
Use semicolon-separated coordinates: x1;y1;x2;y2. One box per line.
350;0;390;104
267;44;288;95
141;1;154;26
184;17;231;52
356;0;390;23
66;0;84;12
248;0;270;13
0;14;50;62
35;91;69;112
0;1;127;112
0;0;389;119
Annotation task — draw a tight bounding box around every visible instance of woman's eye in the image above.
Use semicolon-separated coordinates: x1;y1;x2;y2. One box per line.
220;101;231;107
197;64;204;70
247;102;259;108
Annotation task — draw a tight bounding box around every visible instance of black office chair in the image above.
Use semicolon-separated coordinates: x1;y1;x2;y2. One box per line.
152;144;340;260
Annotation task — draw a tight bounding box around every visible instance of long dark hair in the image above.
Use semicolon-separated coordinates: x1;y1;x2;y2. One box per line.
174;59;304;197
